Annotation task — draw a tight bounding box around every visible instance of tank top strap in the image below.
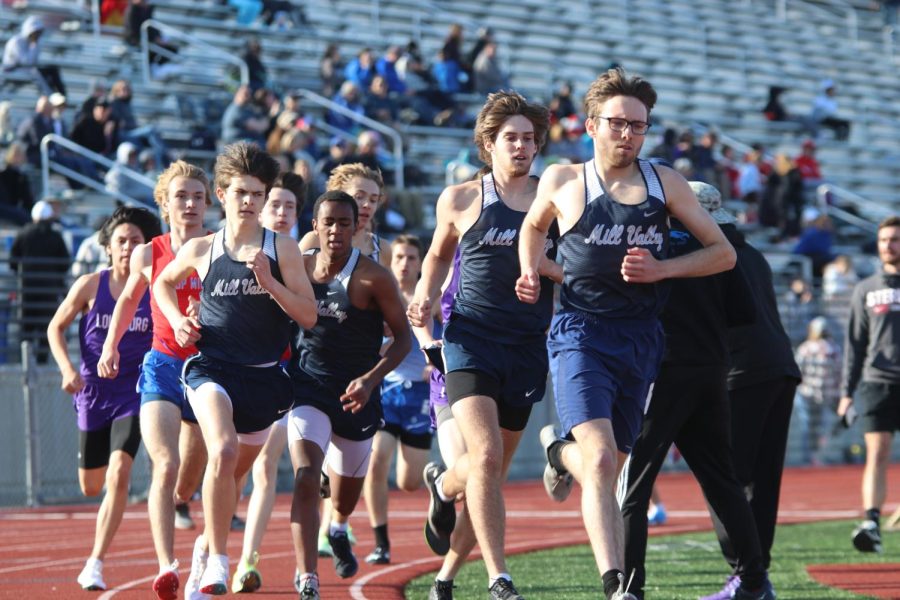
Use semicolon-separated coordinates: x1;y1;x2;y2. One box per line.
210;229;226;265
482;171;501;208
337;248;361;291
583;161;604;204
262;228;277;261
370;232;381;262
95;268;113;306
638;158;666;204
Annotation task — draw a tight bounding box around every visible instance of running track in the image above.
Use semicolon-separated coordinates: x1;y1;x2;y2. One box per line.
1;465;895;599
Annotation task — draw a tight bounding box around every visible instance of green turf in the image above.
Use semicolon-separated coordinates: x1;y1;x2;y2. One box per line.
406;520;899;599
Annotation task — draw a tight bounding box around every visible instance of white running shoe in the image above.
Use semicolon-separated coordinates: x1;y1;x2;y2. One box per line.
198;554;229;595
186;536;210;600
77;557;106;591
151;559;179;600
539;425;574;502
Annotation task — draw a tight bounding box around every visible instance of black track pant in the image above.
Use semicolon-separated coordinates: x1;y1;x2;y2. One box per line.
710;377;797;570
622;364;766;597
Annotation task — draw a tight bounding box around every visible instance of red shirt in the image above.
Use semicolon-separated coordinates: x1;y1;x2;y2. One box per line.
149;233;203;360
795;155;822;180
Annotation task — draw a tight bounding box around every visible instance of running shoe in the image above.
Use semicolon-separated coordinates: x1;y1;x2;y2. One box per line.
198;555;228;595
364;545;391;564
186;536;209;600
296;572;320;600
852;519;882;553
488;577;523;600
175;502;196;530
423;462;455;556
152;560;179;600
539;425;574;502
317;532;333;557
230;551;261;593
429;578;454;600
77;558;106;591
328;530;359;578
697;575;740;600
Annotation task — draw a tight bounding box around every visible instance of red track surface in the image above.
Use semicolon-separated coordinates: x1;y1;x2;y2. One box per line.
1;465;897;599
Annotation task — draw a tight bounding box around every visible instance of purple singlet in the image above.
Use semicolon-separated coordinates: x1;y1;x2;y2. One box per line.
428;248;461;425
74;269;152;431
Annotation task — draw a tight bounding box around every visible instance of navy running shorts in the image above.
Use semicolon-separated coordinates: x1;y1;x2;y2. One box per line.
290;366;383;442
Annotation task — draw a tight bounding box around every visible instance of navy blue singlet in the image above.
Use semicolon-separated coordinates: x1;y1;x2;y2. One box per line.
557;158;670;320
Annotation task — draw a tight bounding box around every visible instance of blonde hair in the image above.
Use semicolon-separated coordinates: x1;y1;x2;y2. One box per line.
325;162;384;194
583;68;657;118
154;160;212;223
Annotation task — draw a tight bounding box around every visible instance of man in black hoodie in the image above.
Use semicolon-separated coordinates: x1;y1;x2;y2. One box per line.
621;182;774;600
840;216;900;553
702;208;801;597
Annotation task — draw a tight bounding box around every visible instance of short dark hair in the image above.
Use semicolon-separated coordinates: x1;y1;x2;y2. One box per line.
313;190;358;223
583;67;657;118
878;216;900;231
99;205;163;248
391;234;423;258
271;171;306;215
473;91;550;167
213;142;280;193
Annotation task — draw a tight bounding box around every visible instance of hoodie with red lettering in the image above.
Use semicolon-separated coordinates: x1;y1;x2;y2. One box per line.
841;270;900;397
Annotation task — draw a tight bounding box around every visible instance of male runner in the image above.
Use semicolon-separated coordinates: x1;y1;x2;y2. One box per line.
407;90;560;600
98;160;211;600
154;142;317;596
288;190;410;599
363;234;434;565
518;68;735;600
231;171;306;593
48;206;160;592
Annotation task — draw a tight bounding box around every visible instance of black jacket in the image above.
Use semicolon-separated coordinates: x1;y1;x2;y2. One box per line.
724;225;801;389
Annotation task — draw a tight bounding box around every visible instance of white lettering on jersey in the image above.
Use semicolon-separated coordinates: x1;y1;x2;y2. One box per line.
209;278;270;297
317;300;348;324
477;227;517;247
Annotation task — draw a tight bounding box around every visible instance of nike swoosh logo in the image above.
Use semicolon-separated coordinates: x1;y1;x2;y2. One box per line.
327;290;339;296
643;210;658;217
276;407;290;415
361;424;375;432
525;389;537;398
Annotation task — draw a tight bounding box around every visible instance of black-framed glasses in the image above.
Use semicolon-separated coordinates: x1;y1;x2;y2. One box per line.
595;116;651;135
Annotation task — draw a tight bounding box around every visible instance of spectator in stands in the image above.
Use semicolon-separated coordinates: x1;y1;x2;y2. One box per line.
764;153;805;238
808;79;850;141
260;0;308;28
822;254;859;300
694;131;719;184
123;0;153;46
104;142;154;205
673;157;695;179
344;48;376;91
674;130;699;164
347;130;393;185
315;136;350;179
738;148;764;205
762;85;789;122
548;81;578;122
71;98;114;157
793;208;836;276
77;80;108;123
71;215;110;277
465;26;494;79
718;145;740;200
138;148;159;181
0;142;33;225
545;117;588;164
441;23;469;91
242;38;269;92
375;45;407;95
16;95;54;167
107;79;169;168
783;277;816;344
795;316;842;465
648;127;678;164
0;101;15;146
2;16;66;96
365;75;399;125
319;43;343;97
473;42;508;95
326;81;365;132
432;50;463;95
10;198;71;363
221;85;268;144
228;0;264;25
794;139;822;184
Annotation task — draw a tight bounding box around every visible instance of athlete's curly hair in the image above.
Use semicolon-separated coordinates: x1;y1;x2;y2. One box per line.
153;160;211;224
583;67;657;118
473;91;550;167
325;162;384;195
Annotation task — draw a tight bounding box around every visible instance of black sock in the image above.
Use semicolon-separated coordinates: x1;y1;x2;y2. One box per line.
866;508;881;525
373;524;389;548
547;440;568;473
602;569;622;599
